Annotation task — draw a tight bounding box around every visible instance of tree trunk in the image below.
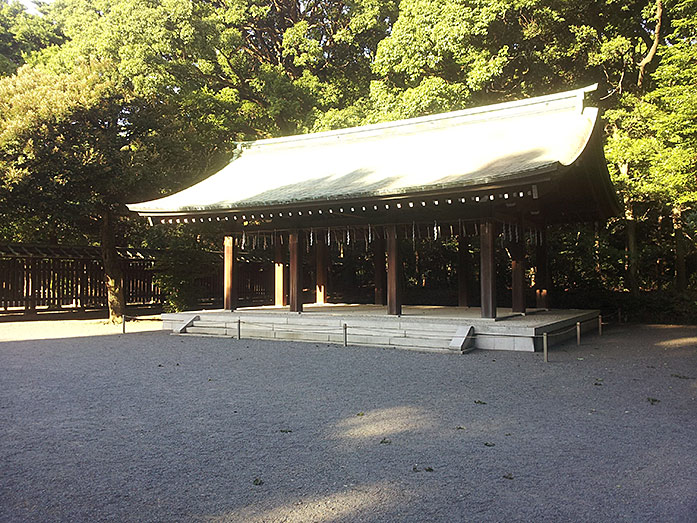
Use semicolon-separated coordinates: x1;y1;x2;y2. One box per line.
625;205;640;296
637;0;663;90
100;210;125;322
673;207;687;291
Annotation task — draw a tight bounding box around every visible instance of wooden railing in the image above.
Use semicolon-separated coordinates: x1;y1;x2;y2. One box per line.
0;245;274;315
0;252;159;313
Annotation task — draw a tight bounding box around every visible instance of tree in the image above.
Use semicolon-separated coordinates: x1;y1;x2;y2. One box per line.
367;0;656;119
0;0;62;76
604;0;697;293
0;60;230;320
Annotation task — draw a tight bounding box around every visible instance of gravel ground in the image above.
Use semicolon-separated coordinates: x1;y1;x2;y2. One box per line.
1;321;696;522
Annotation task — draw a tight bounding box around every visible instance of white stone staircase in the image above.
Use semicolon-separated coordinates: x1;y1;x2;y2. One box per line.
163;307;599;353
174;314;462;353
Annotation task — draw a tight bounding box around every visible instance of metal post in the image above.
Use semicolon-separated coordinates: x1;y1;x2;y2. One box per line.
598;315;603;336
122;314;126;334
543;333;548;363
617;307;622;324
343;323;348;347
576;321;581;345
237;318;241;340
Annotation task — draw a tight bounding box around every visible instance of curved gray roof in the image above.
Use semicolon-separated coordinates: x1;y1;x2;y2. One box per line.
128;84;617;221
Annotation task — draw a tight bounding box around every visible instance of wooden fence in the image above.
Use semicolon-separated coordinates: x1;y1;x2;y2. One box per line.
0;245;162;313
0;244;274;315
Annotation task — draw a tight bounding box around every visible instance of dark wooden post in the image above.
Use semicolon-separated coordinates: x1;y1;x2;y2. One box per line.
315;234;328;304
457;234;471;307
25;258;36;314
224;236;238;311
274;238;286;306
535;228;550;309
373;232;386;305
480;220;497;319
510;241;526;314
386;224;402;316
79;259;88;309
289;229;303;313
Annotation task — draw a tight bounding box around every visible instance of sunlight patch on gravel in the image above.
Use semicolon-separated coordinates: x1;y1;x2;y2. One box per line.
211;482;403;523
656;336;697;348
0;318;162;342
331;406;431;439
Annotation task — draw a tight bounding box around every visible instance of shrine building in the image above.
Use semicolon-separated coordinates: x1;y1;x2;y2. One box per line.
127;84;619;352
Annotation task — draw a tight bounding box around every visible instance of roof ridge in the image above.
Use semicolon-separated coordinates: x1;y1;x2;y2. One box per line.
245;84;597;148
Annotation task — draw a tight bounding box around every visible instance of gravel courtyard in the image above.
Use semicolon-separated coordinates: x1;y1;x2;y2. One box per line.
1;320;696;522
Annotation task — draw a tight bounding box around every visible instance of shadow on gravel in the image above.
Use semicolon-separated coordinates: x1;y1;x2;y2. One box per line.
0;325;696;522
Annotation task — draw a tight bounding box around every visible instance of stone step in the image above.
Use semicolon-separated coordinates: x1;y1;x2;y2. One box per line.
188;319;457;349
184;316;551;353
388;335;453;350
186;325;227;336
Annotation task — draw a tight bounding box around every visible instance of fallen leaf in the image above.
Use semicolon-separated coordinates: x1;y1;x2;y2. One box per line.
356;412;365;417
424;467;434;472
484;442;495;447
647;397;660;405
503;473;514;480
253;478;263;486
456;426;466;430
474;400;487;405
280;429;292;433
671;373;693;380
379;438;391;445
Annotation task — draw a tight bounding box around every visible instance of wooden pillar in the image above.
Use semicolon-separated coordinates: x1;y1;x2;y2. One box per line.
535;228;550;309
386;224;402;316
457;234;471;307
315;234;328;304
373;233;386;305
289;230;303;313
480;220;497;319
274;238;286;306
25;259;36;314
510;241;526;314
224;236;238;311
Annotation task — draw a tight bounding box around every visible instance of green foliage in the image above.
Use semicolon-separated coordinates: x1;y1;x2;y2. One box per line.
0;0;62;76
154;248;221;313
0;62;116;229
368;0;655;118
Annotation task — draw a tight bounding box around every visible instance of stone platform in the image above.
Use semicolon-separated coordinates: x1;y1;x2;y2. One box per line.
162;304;601;353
